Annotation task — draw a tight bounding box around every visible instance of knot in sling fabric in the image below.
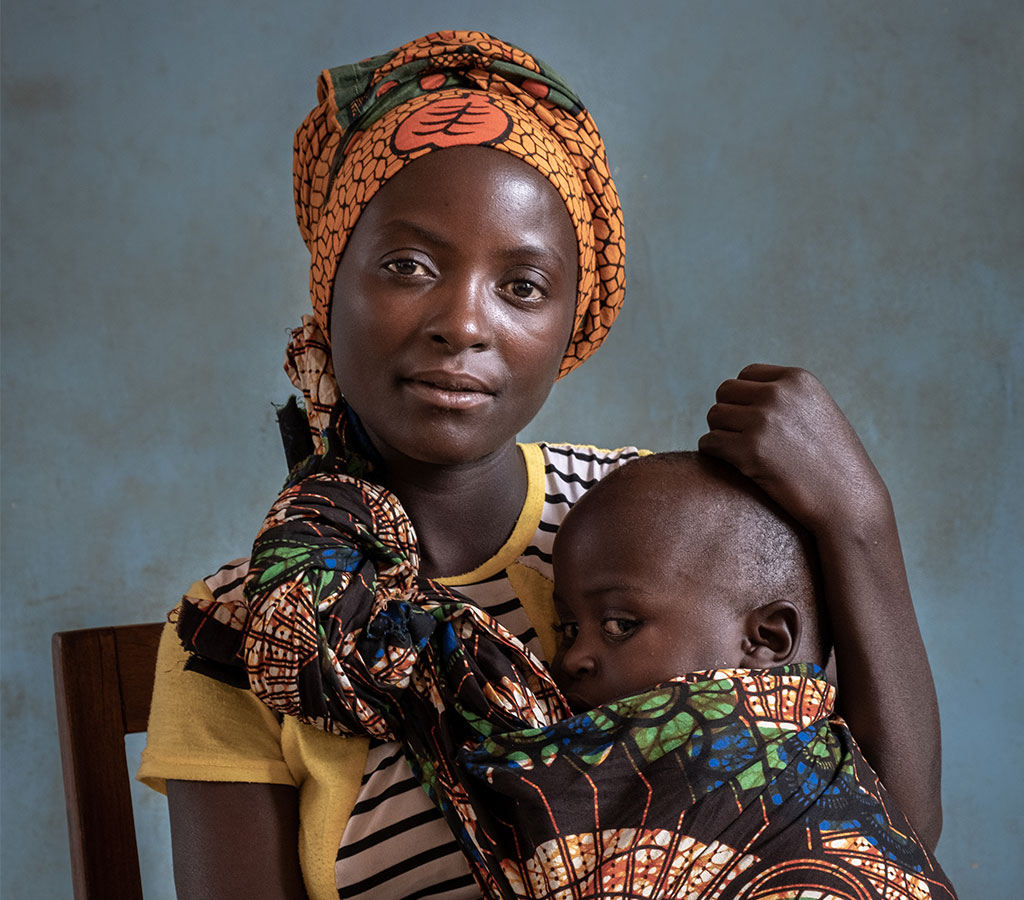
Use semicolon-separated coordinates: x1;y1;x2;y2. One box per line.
285;30;626;448
240;472;566;738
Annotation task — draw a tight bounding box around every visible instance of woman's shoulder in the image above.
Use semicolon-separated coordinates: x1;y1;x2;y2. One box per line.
533;441;648;487
516;441;649;525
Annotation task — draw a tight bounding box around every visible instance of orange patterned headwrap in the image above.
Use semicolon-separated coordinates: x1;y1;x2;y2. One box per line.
286;30;625;446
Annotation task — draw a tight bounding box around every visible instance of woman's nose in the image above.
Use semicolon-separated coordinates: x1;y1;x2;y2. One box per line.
426;276;494;351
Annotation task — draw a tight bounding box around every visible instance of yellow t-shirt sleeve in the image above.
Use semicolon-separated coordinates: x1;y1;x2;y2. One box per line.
282;719;369;900
137;618;294;793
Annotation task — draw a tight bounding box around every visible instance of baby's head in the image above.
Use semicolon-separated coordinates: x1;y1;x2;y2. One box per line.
551;451;828;711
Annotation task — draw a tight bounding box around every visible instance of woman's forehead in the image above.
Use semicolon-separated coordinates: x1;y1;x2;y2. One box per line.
368;145;563;205
356;147;577;248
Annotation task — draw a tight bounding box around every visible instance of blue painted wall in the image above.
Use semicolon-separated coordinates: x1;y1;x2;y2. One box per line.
2;1;1021;896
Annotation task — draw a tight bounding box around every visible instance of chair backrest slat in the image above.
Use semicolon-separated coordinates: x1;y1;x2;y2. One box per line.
53;622;164;900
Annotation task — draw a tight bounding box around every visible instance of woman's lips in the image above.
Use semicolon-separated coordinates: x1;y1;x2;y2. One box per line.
402;371;495;410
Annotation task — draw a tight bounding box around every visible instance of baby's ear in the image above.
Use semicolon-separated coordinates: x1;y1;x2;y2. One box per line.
740;601;800;666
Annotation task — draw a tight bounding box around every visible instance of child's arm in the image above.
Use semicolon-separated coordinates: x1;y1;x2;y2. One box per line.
697;364;942;849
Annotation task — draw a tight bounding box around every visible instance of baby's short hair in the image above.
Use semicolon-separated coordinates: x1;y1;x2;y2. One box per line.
580;451;831;665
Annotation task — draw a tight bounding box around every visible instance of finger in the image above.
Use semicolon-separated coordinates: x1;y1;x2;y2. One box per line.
736;363;791;382
697;429;748;469
699;428;778;488
706;402;763;433
714;376;777;406
696;428;730;461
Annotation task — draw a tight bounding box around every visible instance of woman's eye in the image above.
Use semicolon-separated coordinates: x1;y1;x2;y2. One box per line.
602;618;639;639
504;279;546;302
384;258;428;276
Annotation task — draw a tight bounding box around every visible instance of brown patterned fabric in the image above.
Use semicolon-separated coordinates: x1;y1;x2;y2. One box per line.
285;30;626;447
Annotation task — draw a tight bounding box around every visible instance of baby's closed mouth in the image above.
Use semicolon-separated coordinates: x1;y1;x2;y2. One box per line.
563;692;593;715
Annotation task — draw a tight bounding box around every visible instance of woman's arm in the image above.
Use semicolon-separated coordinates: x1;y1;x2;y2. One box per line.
140;614;312;896
698;364;942;848
167;780;309;900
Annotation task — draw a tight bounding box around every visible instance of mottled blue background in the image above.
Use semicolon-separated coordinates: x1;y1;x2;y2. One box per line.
2;1;1021;896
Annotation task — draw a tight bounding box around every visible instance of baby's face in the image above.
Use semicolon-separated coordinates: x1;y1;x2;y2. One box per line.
551;479;746;712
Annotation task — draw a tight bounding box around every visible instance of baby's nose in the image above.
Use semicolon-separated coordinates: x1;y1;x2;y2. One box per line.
558;641;596;679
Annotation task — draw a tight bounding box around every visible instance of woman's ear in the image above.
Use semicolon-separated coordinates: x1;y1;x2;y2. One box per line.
740;601;800;667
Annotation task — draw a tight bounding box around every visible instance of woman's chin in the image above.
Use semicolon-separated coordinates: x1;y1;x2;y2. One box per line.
370;425;520;471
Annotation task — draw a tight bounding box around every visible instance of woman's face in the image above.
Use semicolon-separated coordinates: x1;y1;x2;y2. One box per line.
330;146;578;467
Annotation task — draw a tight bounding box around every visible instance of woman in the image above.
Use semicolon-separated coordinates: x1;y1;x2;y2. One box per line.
140;31;941;900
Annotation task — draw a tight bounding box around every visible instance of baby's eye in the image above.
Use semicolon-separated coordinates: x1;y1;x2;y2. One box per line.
553;621;579;644
385;258;429;276
602;618;639;639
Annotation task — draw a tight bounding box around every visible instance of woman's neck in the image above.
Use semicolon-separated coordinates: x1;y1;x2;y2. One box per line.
379;441;528;580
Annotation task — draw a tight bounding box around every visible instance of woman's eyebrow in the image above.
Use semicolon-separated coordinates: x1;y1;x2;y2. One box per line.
497;242;573;269
379;219;456;250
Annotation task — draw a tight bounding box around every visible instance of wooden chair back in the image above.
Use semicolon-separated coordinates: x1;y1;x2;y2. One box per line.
52;622;165;900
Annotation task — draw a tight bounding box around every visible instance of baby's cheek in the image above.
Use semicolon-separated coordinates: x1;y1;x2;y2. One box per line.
549;651;566;684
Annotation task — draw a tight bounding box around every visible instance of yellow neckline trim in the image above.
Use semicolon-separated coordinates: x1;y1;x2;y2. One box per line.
437;442;546;587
